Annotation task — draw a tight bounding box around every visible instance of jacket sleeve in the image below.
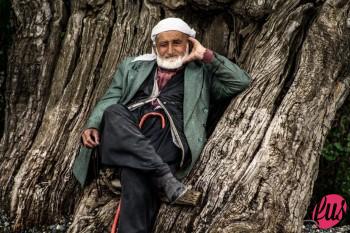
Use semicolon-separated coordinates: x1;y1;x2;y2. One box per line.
84;58;130;130
205;52;251;100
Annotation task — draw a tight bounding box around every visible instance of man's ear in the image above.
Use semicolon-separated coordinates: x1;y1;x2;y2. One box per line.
185;36;193;53
188;40;193;53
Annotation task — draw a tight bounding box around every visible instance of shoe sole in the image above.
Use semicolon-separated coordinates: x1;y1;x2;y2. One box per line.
171;187;202;206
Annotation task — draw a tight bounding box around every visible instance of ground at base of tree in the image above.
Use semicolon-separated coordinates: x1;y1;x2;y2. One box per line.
1;207;350;233
303;224;350;233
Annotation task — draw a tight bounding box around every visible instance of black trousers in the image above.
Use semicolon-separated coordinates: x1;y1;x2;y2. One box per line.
99;103;181;233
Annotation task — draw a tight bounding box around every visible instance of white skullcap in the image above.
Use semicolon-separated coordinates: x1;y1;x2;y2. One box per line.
151;18;196;42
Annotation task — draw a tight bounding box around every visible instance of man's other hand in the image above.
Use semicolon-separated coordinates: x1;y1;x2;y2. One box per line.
81;128;100;148
182;37;206;64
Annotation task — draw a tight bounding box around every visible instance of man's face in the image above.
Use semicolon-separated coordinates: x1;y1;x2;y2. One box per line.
154;30;189;69
155;30;188;58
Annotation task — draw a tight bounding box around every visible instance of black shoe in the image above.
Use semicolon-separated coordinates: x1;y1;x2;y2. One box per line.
153;173;201;206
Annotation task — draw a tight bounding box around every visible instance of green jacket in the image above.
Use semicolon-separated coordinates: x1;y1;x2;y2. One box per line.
72;52;251;187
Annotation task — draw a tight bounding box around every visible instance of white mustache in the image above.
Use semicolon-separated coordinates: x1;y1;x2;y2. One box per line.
155;44;189;69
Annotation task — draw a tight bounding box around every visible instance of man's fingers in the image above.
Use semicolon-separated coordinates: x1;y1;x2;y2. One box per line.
185;37;207;62
85;137;97;147
188;37;202;50
81;129;98;148
91;130;100;145
188;36;199;45
82;135;93;148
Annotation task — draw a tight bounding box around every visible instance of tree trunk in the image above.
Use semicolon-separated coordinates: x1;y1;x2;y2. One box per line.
1;0;349;232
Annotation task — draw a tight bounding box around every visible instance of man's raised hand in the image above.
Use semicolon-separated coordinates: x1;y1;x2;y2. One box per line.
182;37;206;64
81;128;100;148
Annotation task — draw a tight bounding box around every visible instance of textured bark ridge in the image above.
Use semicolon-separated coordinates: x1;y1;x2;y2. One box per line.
1;0;349;232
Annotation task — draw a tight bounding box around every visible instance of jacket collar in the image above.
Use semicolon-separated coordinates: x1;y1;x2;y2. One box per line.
126;60;204;127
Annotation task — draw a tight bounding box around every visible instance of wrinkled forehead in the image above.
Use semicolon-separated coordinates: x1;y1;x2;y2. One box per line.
155;30;189;44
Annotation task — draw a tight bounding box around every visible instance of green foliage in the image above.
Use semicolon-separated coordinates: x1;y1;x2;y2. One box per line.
321;97;350;193
307;96;350;225
0;0;10;28
322;127;350;160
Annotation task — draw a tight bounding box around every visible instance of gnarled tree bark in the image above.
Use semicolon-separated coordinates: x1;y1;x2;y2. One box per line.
1;0;349;232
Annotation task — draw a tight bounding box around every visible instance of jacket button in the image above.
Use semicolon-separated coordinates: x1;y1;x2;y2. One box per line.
203;108;208;113
198;137;203;142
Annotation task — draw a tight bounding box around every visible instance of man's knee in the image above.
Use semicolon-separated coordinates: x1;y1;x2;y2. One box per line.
103;104;138;125
104;103;129;116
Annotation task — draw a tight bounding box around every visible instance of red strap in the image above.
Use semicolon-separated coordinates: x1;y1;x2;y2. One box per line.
111;201;121;233
138;112;166;129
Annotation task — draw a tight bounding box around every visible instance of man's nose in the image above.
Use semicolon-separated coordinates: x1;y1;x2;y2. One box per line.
167;44;173;56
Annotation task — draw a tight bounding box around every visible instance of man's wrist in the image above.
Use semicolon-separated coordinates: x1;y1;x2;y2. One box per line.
202;49;214;63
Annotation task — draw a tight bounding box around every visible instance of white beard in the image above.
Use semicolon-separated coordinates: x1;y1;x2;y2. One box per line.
155;45;189;69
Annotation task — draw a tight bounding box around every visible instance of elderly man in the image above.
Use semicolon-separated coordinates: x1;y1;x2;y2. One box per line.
73;18;251;233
